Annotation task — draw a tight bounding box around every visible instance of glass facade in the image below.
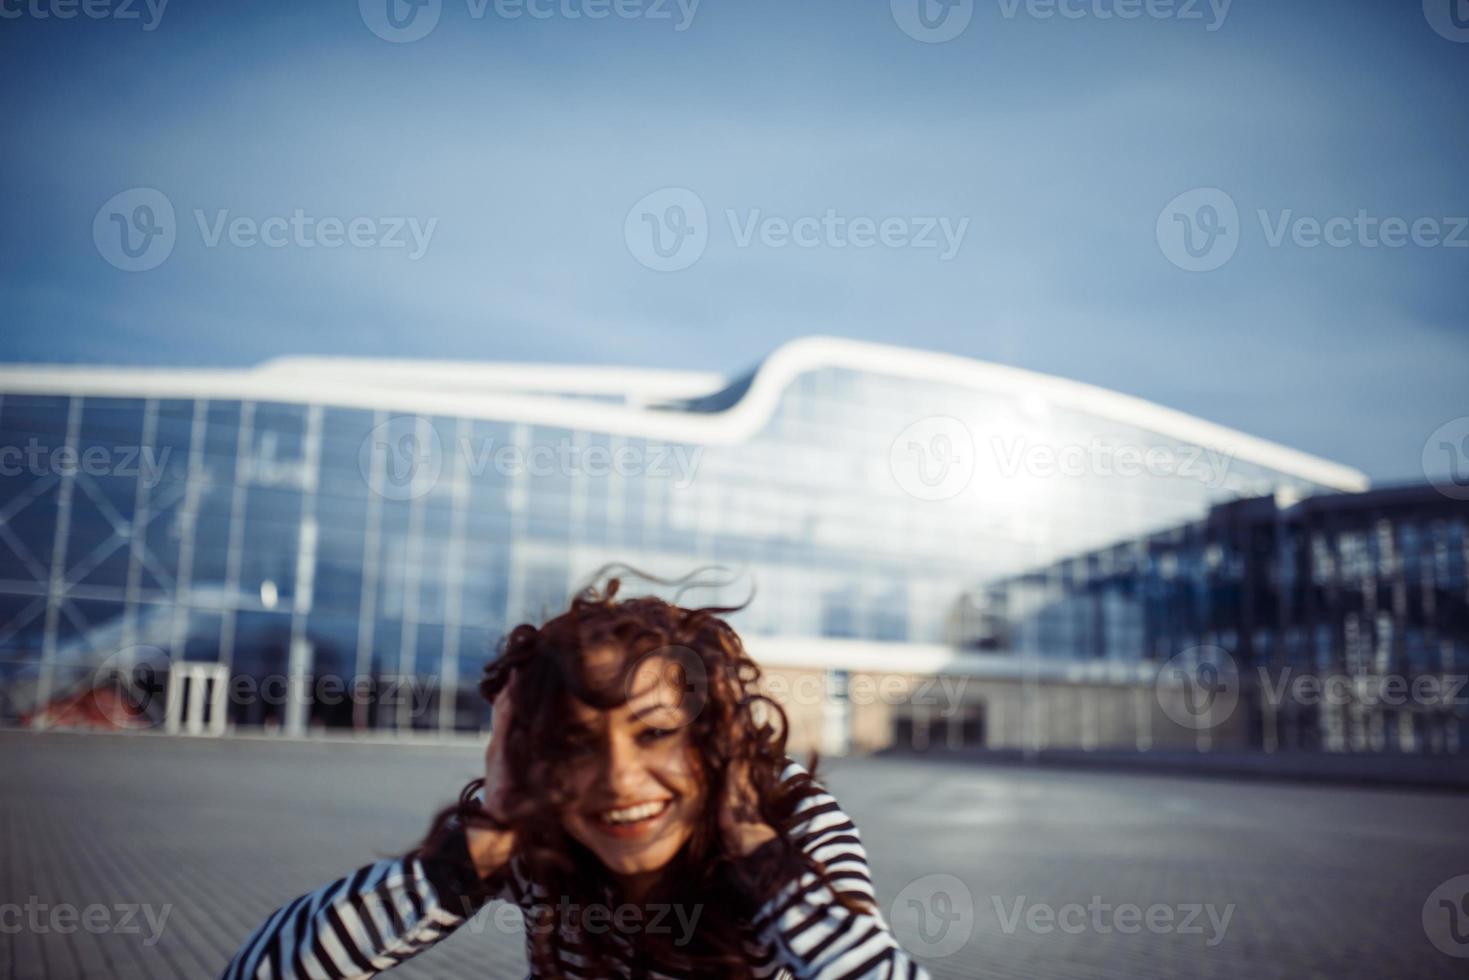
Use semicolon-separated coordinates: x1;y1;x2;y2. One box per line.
975;486;1469;753
0;344;1358;735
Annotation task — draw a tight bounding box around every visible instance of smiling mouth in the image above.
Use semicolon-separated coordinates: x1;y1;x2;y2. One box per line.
590;799;672;837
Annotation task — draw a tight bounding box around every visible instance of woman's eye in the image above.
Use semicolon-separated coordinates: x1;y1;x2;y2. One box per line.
637;727;675;744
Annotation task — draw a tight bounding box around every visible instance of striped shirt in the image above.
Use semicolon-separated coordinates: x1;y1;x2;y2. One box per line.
221;760;929;979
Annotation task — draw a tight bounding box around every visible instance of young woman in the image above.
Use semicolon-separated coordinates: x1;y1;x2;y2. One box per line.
222;577;930;979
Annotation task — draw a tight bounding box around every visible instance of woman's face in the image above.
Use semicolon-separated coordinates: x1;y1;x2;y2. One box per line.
559;648;705;879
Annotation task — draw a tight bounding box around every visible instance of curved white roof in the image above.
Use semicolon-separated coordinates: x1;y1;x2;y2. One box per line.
0;336;1367;491
253;356;727;406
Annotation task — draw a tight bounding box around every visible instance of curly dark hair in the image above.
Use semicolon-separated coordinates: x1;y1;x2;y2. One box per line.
418;571;872;978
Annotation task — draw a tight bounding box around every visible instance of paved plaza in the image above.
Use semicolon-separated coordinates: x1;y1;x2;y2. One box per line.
2;732;1467;979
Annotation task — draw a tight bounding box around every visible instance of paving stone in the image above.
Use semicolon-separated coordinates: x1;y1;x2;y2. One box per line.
1;732;1465;978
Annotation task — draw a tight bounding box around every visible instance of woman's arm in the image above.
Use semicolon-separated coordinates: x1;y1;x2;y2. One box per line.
223;689;519;979
219;837;500;980
733;761;933;980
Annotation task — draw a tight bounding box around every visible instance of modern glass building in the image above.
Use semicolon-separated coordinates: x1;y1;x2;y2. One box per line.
0;337;1366;738
973;484;1469;754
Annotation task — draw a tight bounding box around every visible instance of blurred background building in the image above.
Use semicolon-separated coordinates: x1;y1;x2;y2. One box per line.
969;484;1468;757
5;336;1461;759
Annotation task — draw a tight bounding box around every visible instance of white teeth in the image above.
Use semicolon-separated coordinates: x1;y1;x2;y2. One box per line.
600;801;668;824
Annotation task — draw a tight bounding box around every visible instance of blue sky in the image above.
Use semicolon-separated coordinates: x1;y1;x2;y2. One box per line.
2;0;1466;484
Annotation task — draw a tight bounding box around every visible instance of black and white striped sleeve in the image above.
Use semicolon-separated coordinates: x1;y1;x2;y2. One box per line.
220;843;495;979
745;762;930;980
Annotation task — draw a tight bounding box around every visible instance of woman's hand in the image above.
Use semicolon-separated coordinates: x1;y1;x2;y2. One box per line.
719;757;778;858
466;683;517;878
